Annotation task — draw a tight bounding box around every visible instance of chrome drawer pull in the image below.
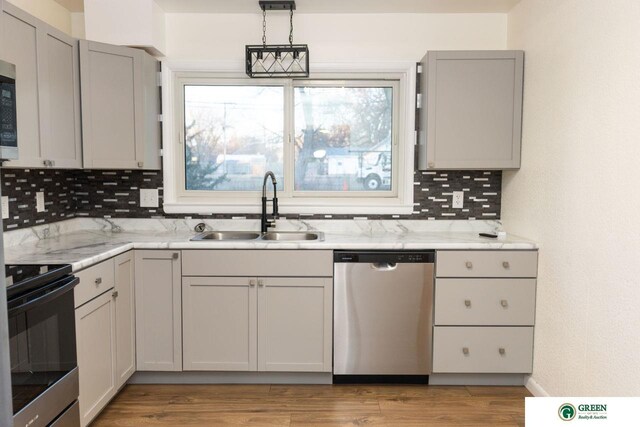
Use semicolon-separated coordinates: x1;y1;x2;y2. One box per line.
464;299;471;308
94;277;102;285
462;347;469;355
465;261;473;269
112;291;119;298
502;261;510;269
499;347;506;356
172;253;179;260
500;299;508;308
258;279;265;287
249;279;256;287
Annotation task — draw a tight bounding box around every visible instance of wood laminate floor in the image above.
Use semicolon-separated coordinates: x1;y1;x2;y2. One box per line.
92;384;530;427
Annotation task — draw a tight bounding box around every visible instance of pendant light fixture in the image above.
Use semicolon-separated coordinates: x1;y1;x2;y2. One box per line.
245;0;309;78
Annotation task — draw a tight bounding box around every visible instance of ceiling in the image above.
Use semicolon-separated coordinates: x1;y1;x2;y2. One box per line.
55;0;521;14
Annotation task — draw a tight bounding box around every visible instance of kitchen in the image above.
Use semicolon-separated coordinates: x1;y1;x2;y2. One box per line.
0;0;638;426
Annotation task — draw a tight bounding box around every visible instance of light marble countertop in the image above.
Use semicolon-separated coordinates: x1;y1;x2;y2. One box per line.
3;218;537;272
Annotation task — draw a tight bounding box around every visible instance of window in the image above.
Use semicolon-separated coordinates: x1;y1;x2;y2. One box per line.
184;85;284;191
166;66;415;214
293;84;394;193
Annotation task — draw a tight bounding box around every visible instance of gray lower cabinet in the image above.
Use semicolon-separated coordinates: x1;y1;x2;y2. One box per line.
80;40;161;170
114;252;136;387
75;289;116;427
257;277;333;372
182;276;257;371
74;254;136;426
182;250;333;373
432;250;537;375
134;250;182;371
419;50;524;170
1;3;81;169
432;326;534;373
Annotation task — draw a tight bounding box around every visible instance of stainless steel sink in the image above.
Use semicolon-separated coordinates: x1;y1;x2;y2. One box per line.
191;231;261;241
261;231;324;241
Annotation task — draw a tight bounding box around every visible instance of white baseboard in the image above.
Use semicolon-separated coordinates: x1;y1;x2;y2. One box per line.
525;375;549;396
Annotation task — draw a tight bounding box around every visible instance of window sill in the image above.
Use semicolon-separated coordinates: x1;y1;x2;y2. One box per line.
162;200;414;216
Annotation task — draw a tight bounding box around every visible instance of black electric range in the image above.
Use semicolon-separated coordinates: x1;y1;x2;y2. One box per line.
5;263;80;427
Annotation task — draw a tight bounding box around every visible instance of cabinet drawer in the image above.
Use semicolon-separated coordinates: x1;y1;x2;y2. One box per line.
432;326;533;373
434;279;536;326
436;250;537;278
182;250;333;277
75;258;115;307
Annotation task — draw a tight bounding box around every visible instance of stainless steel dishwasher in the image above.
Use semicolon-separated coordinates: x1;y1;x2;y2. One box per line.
333;251;435;382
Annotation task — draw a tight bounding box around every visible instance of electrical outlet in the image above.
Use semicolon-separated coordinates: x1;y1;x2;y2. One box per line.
452;191;464;209
36;192;45;213
1;196;8;219
140;188;159;208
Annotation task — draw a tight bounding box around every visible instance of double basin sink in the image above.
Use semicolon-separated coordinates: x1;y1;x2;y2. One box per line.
191;230;324;242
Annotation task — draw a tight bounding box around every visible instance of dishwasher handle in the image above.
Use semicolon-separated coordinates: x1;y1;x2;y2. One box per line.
370;262;398;271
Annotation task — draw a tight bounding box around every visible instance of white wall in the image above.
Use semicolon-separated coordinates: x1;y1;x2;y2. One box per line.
166;13;507;61
84;0;166;55
504;0;640;396
71;12;85;39
6;0;71;34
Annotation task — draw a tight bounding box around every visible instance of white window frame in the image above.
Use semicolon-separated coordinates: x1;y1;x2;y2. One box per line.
161;60;416;215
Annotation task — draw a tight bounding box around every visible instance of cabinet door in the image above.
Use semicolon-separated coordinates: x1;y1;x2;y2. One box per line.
1;5;44;167
80;40;143;169
258;277;332;372
41;28;81;168
134;250;182;371
114;251;135;387
420;50;524;170
139;52;161;169
183;277;257;371
75;291;116;427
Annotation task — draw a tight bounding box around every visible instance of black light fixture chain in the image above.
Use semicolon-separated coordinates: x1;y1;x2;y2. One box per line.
262;8;267;46
289;7;294;45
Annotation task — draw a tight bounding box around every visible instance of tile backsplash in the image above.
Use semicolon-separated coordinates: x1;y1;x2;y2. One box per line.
1;169;77;230
1;168;501;231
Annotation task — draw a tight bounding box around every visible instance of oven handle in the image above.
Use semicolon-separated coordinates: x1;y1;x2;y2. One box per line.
8;276;79;316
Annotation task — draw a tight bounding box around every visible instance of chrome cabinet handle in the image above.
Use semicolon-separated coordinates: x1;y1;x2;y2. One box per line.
462;347;469;355
499;347;506;356
172;253;179;260
112;290;119;298
95;277;102;285
464;299;471;308
500;299;508;308
249;279;256;287
137;161;144;168
258;279;265;287
465;261;473;269
502;261;510;269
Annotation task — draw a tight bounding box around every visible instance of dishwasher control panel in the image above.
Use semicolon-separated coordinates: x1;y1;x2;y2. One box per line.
334;251;435;263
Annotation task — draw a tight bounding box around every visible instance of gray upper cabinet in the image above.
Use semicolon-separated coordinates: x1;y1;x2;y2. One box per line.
80;40;161;170
418;50;524;170
1;3;82;169
41;29;82;168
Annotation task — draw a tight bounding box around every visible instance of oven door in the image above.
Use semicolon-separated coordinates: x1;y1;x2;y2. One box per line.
8;275;79;427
